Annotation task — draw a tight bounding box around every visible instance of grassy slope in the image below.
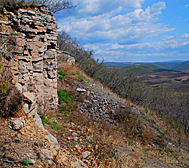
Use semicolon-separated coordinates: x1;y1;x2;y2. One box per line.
0;63;188;167
40;65;189;168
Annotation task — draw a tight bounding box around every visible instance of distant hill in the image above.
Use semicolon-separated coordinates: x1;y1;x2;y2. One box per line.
120;64;175;75
104;62;138;67
154;61;189;71
105;61;189;72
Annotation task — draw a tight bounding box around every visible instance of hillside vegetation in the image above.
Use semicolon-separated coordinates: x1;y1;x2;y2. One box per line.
40;64;189;167
0;36;189;167
1;60;189;167
58;31;189;134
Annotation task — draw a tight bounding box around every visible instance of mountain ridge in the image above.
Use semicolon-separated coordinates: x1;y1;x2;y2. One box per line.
104;60;189;71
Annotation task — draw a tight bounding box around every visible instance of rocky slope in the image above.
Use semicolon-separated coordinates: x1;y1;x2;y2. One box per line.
44;65;189;167
0;114;88;168
0;64;189;168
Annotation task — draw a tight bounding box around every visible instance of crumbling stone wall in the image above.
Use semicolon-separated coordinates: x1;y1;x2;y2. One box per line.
0;5;58;117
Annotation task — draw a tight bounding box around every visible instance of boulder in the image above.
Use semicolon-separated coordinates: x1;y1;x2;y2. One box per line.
9;118;25;131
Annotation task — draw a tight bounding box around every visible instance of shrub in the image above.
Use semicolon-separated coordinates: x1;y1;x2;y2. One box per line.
58;70;68;81
57;90;73;103
41;118;51;125
21;159;32;166
0;68;22;118
39;141;44;146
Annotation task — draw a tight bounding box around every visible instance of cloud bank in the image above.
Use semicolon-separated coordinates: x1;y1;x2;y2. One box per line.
55;1;189;62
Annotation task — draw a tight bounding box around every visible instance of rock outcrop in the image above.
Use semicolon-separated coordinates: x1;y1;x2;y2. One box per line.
57;50;75;67
0;5;58;117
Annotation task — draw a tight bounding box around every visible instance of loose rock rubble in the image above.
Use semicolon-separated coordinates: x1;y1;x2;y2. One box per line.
79;82;127;125
0;116;88;168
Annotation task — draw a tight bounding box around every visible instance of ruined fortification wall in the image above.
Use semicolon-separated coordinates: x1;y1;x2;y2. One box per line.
0;5;58;117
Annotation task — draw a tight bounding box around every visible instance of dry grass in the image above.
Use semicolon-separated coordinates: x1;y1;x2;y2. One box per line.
58;64;127;102
45;65;189;167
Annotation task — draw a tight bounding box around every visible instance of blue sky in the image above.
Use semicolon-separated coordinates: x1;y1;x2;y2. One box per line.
55;0;189;62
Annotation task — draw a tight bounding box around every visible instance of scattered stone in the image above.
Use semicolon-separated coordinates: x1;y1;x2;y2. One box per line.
72;132;78;136
23;92;36;104
0;20;11;25
30;159;35;165
35;114;45;129
45;134;60;149
9;118;25;130
79;87;121;124
41;149;53;160
57;51;75;67
82;151;90;159
77;88;87;92
19;9;36;15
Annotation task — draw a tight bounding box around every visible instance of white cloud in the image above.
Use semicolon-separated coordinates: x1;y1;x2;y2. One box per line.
72;0;144;15
57;2;172;45
97;38;189;62
185;4;189;8
150;1;166;15
181;33;189;38
55;1;188;62
92;30;187;61
162;35;174;40
109;37;189;51
183;41;189;45
83;44;99;51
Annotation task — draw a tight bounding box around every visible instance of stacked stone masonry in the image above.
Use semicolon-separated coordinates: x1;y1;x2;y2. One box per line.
0;5;58;117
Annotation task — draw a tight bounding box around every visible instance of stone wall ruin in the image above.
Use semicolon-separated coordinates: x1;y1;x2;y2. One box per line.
0;5;58;117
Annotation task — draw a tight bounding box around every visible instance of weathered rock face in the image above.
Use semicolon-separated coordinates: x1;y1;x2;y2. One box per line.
57;50;75;67
0;5;58;117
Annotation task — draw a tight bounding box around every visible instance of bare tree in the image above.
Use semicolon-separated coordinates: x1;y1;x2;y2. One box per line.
27;0;75;13
0;0;75;13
